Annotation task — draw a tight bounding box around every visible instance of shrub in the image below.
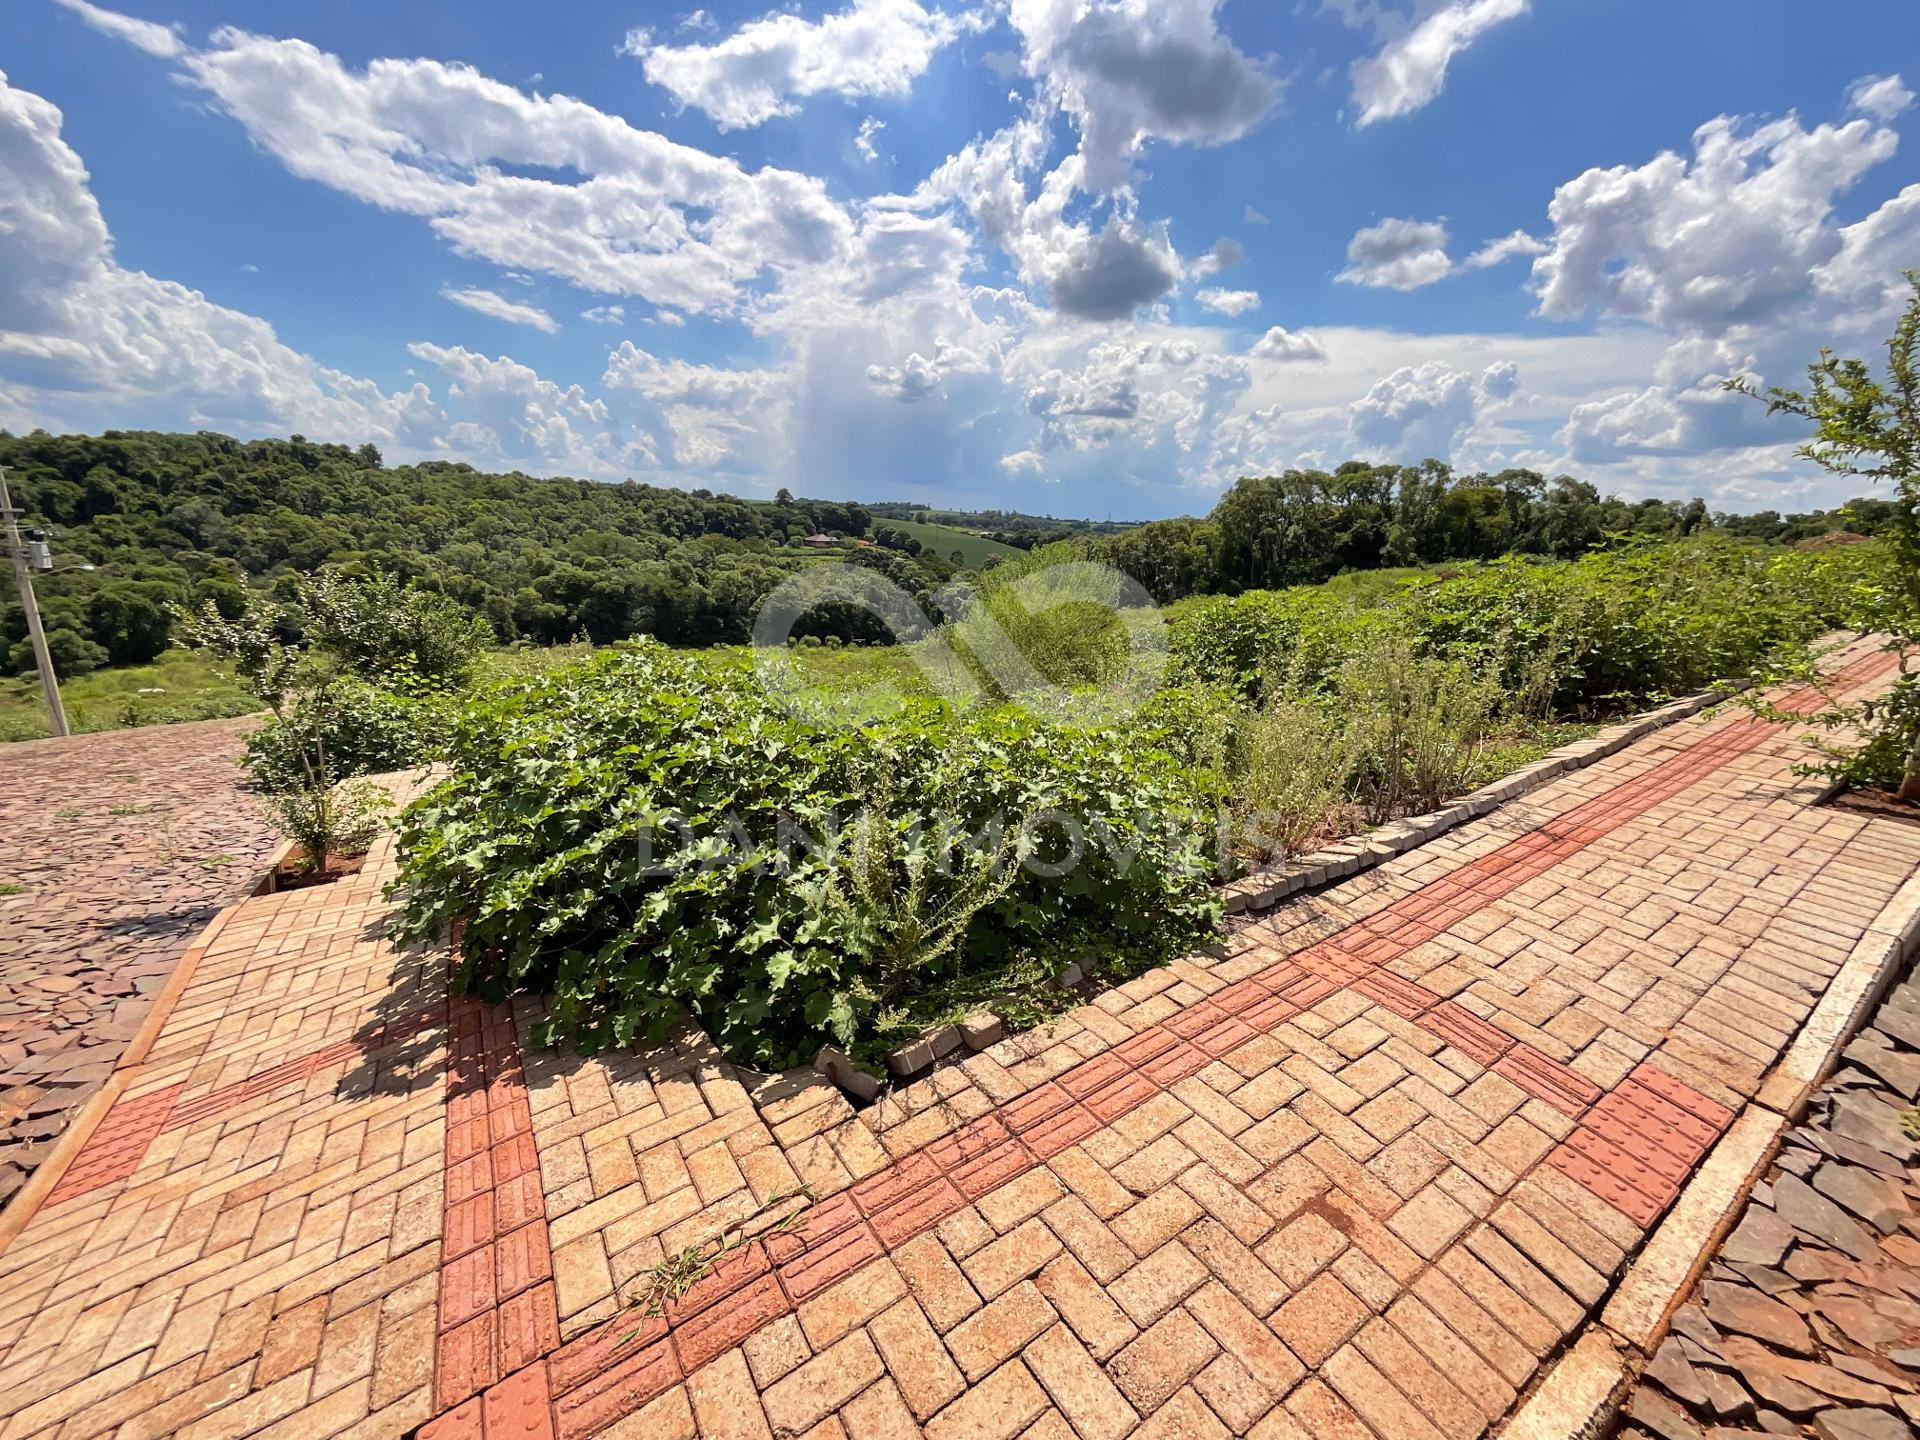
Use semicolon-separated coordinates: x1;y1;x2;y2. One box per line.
390;643;1223;1067
1228;693;1362;861
298;568;491;692
1338;633;1504;821
245;677;446;793
942;545;1162;718
265;780;392;872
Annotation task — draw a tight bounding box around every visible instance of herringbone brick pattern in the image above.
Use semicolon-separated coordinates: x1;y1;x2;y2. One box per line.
0;639;1914;1439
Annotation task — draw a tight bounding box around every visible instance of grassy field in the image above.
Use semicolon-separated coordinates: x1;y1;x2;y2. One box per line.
0;639;932;744
0;652;261;743
872;519;1021;567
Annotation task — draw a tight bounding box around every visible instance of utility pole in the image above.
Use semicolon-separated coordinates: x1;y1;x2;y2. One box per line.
0;466;68;738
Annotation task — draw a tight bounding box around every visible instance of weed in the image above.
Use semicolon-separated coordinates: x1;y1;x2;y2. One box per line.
625;1184;816;1329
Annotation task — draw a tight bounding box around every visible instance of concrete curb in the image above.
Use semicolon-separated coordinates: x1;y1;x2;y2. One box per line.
1498;788;1920;1440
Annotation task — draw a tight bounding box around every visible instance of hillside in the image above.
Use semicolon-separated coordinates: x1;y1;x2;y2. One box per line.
870;519;1021;567
0;430;965;676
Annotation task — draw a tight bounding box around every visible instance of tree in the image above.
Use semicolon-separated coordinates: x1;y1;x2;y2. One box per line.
1729;272;1920;799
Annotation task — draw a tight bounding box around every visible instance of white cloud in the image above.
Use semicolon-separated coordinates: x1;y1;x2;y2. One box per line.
441;285;559;332
1463;228;1546;270
1007;0;1281;190
1250;326;1326;361
1048;215;1183;321
1193;237;1245;277
1524;81;1920;479
1243;205;1271;227
855;116;886;162
1000;449;1045;473
0;70;441;445
1348;359;1519;459
174;29;855;316
1847;74;1914;123
622;0;973;131
581;304;626;325
1337;216;1453;289
1351;0;1528;127
1196;288;1260;316
1528;100;1904;330
49;0;184;58
866;352;946;401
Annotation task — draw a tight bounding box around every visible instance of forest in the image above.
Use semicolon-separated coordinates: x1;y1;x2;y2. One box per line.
0;428;1887;681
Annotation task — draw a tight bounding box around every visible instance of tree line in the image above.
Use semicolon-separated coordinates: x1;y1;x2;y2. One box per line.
0;428;1884;676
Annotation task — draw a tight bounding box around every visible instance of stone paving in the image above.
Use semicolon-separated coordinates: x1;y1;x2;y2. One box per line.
0;718;277;1207
1616;898;1920;1440
0;640;1915;1440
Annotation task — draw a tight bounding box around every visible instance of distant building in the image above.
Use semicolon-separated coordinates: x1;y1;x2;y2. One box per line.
802;534;836;547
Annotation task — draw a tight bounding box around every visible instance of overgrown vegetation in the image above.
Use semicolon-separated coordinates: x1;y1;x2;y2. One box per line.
178;567;494;870
1729;275;1920;799
390;532;1878;1069
391;642;1224;1068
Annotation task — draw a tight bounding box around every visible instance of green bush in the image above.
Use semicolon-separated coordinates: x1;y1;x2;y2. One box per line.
298;568;492;692
1173;536;1872;716
245;677;447;793
265;780;392;872
1336;634;1503;820
391;643;1223;1068
1228;694;1362;860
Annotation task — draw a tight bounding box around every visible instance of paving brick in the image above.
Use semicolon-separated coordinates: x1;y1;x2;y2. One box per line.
1108;1242;1208;1326
868;1297;966;1418
1023;1322;1137;1440
686;1349;771;1440
945;1280;1056;1382
1108;1308;1218;1413
923;1359;1048;1440
759;1331;884;1436
961;1217;1061;1300
1271;1274;1370;1368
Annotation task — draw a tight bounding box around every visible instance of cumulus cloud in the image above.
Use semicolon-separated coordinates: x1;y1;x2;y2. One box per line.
1528;100;1906;330
855;116;886;162
0;69;443;446
1000;449;1045;473
1193;237;1245;277
167;28;854;316
1008;0;1281;190
1351;0;1528;127
1047;214;1183;321
1349;359;1518;459
1250;326;1326;361
49;0;184;58
441;285;559;332
581;304;626;325
1847;74;1914;123
866;352;946;401
1527;81;1920;475
622;0;973;130
1337;216;1453;289
1196;288;1259;316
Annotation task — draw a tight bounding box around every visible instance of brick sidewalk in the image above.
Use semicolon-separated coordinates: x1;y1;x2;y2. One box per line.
0;640;1915;1440
0;717;278;1207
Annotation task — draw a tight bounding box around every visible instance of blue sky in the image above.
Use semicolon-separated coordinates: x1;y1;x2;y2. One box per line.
3;0;1919;518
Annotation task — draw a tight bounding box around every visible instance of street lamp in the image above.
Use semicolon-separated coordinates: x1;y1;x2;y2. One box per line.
1;466;72;739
